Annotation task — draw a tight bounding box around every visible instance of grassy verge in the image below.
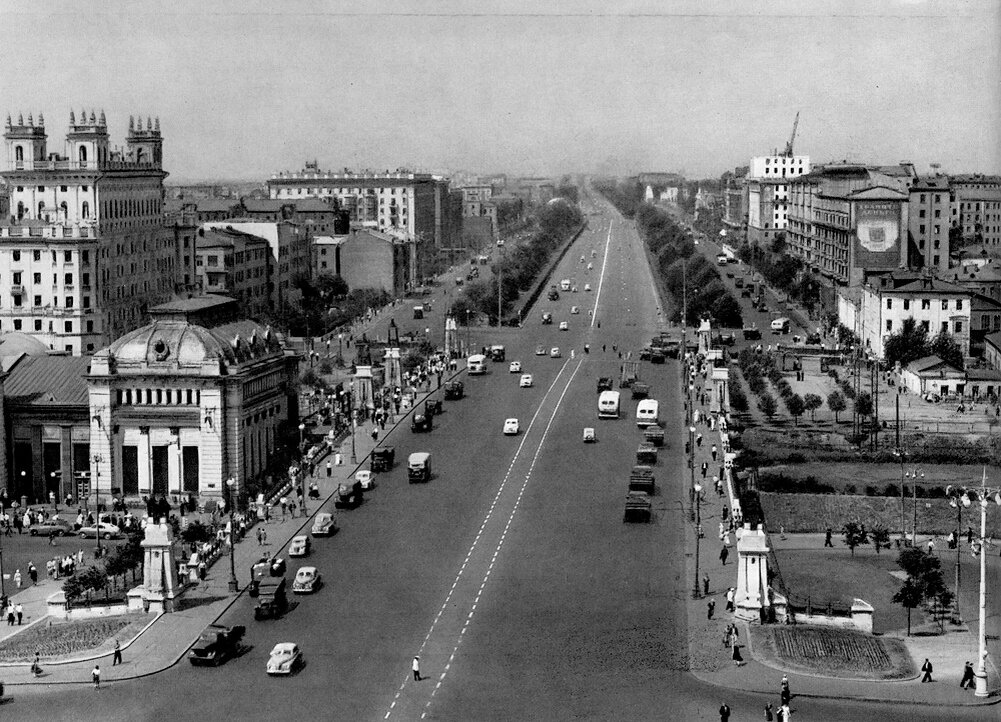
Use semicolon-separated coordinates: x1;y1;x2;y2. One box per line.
0;616;149;663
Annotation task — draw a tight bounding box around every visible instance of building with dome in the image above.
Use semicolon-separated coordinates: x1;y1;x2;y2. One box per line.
0;295;299;506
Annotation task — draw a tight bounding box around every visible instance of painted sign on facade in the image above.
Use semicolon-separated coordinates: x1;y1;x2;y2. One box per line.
854;200;901;270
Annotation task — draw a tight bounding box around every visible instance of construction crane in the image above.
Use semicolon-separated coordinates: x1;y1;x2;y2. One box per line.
782;111;800;157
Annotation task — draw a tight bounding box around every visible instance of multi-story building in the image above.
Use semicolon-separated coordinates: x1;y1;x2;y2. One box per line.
195;227;271;317
745;154;810;246
1;111;177;354
721;167;748;232
953;175;1001;250
313;227;413;296
203;220;308;311
907;176;953;273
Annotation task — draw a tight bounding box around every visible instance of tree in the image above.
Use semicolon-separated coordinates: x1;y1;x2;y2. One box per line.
785;393;805;426
729;384;749;413
883;317;930;369
758;393;778;419
930;332;964;370
892;577;924;636
803;393;823;422
315;273;349;299
871;526;891;555
842;521;869;557
827;391;847;423
855;391;873;420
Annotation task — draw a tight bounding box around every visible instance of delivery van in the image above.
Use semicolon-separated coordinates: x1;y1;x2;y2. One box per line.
560;279;571;291
636;399;660;428
770;317;790;334
598;390;621;419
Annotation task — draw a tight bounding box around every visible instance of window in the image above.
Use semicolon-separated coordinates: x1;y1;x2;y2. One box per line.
33;273;40;283
82;250;89;263
86;321;94;333
81;201;89;219
934;209;941;218
955;322;963;334
886;320;893;332
921;299;931;310
919;210;926;218
65;297;73;308
942;322;948;333
13;320;21;330
34;320;41;331
919;225;926;234
65;321;73;333
65;273;73;285
956;300;963;311
33;250;41;261
64;251;72;262
942;300;949;310
886;299;893;309
86;344;94;352
83;296;90;308
82;273;90;287
903;299;910;311
12;250;20;262
12;272;21;285
13;295;21;307
33;295;41;306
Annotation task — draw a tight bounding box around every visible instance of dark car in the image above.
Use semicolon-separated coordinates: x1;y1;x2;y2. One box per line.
425;399;443;417
596;377;614;393
370;446;396;472
334;479;363;509
443;380;464;400
548;290;560;301
188;624;246;666
742;327;762;341
411;413;433;433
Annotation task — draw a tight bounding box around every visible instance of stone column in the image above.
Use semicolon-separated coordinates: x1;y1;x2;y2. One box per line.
355;365;374;414
735;523;771;623
384;348;403;391
711;367;730;414
141;520;181;613
698;318;712;356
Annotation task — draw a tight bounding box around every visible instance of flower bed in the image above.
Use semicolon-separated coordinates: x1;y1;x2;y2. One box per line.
752;625;914;680
0;616;148;663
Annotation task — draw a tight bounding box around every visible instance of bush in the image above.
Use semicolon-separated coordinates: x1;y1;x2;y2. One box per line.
730;384;749;412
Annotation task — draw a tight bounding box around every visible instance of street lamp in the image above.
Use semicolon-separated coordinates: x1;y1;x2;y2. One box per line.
905;467;924;544
337;333;343;367
688;424;697;522
349;382;357;464
465;309;470;356
692;482;705;599
91;454;103;558
946;486;971;623
948;470;1001;697
298;423;306;456
225;477;238;592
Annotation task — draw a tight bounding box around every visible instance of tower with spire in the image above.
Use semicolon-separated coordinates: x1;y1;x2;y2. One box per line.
4;112;48;169
126;115;163;167
67;108;109;169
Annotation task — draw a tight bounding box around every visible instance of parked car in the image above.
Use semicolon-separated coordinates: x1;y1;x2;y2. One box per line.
550;347;561;358
28;517;75;537
503;418;520;435
288;535;311;558
519;374;534;388
266;643;303;675
310;513;338;537
570;306;580;315
292;567;322;594
78;522;121;539
509;361;522;373
559;321;569;331
188;624;246;667
535;345;547;355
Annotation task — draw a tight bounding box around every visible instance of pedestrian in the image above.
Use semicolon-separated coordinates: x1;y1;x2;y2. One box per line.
14;569;21;589
732;643;744;666
720;545;729;566
824;528;833;547
256;527;264;546
703;573;710;596
260;527;267;546
715;477;723;496
372;427;379;442
28;561;37;584
288;499;297;518
412;655;421;681
326;461;332;478
91;664;101;689
707;599;715;619
711;444;718;461
725;587;735;612
696;433;703;447
927;538;935;554
198;560;207;581
780;678;791;706
112;639;122;666
764;702;774;721
960;661;975;689
279;496;288;521
15;602;23;625
921;658;933;682
701;462;708;479
719;702;731;722
6;606;14;626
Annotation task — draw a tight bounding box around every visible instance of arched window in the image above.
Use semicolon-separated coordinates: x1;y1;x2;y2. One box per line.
60;201;68;217
136;148;145;164
78;145;88;164
16;201;25;220
38;201;45;217
14;145;23;162
81;201;90;219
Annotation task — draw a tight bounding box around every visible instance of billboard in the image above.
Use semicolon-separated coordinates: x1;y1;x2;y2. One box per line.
853;200;902;271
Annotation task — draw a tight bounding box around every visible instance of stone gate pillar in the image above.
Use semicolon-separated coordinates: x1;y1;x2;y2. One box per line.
735;523;770;623
384;348;403;391
354;365;375;414
711;366;730;414
698;318;712;355
141;520;181;613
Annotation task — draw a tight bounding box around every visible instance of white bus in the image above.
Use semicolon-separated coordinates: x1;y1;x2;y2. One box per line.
636;399;660;428
467;354;487;375
598;390;620;419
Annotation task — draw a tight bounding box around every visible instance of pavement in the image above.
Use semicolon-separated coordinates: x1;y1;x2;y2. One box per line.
679;361;1001;707
0;362;458;689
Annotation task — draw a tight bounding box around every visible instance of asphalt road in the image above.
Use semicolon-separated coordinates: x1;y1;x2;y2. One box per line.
11;193;999;721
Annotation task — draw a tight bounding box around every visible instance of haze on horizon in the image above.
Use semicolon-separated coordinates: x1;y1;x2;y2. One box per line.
1;0;997;183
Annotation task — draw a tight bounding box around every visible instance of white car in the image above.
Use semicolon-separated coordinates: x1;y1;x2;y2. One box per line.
584;283;592;292
550;347;561;358
288;535;311;558
509;361;522;373
355;469;375;490
503;418;520;435
78;522;121;539
267;643;304;675
559;321;569;331
570;306;580;315
587;263;593;270
292;566;321;594
520;374;534;388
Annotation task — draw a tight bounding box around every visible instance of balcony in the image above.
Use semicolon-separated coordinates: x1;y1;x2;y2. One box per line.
10;285;23;295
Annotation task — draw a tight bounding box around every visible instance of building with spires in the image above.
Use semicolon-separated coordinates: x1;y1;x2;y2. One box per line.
0;110;178;354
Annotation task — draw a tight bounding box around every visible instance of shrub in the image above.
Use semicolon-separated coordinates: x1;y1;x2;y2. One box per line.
730;384;749;412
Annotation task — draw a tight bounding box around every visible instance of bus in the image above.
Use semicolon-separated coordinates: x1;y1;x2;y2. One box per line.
598;390;621;419
467;354;487;375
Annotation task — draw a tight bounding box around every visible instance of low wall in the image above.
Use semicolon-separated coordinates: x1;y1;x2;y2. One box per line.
46;591;144;621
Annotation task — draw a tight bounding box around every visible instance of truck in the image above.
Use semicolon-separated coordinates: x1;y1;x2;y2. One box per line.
770;317;790;334
598;390;620;419
370;446;396;472
489;345;506;362
628;466;656;495
623;491;652;523
467;354;487;375
254;577;288;620
619;361;639;388
408;452;431;483
596;376;614;393
188;624;246;666
631;382;650;400
560;279;571;291
443;380;464;399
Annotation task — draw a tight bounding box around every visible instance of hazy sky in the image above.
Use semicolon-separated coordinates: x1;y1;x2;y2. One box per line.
1;0;998;182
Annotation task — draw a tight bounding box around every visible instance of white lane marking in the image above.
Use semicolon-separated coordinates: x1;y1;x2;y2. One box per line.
384;356;576;718
591;219;613;327
420;357;586;718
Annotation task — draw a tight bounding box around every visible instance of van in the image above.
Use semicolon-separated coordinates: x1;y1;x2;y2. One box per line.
413;305;424;319
408;452;431;483
636;399;660;428
467;354;486;375
770;317;790;334
598;390;620;419
489;345;506;362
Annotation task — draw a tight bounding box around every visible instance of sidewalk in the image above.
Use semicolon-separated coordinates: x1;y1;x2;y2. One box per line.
0;367;460;688
680;360;1000;707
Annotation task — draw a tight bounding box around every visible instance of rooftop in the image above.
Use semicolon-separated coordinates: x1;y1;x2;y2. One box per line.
4;355;91;406
890;278;971;295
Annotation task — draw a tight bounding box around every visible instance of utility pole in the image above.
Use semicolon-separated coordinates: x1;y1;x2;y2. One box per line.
496;245;502;327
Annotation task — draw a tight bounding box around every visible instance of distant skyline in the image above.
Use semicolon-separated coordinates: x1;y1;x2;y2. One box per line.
1;0;998;183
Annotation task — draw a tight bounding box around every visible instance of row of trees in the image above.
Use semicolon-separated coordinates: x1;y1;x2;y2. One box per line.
738;234;821;314
62;529;145;605
883;317;964;370
736;348;855;424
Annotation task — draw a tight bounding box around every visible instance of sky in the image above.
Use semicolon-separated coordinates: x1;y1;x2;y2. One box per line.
0;0;998;183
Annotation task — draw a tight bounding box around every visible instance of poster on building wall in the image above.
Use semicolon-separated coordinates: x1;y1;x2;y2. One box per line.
854;201;901;270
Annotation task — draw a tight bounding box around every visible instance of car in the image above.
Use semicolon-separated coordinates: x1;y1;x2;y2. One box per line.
571;286;578;293
355;469;376;490
78;522;120;539
188;624;246;666
288;535;311;558
535;345;547;355
582;427;596;443
28;517;74;537
503;418;520;435
519;374;534;388
725;271;735;278
559;321;569;331
541;312;553;325
267;643;304;675
596;377;613;392
587;262;593;270
584;283;592;292
292;566;322;594
570;306;580;315
550;347;561;358
509;361;522;373
310;512;338;537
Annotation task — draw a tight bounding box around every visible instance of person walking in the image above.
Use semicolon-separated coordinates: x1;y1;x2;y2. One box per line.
696;432;703;447
28;561;38;584
780;676;791;706
13;569;21;589
372;426;379;443
412;655;421;681
719;702;731;722
6;605;14;626
824;528;833;547
92;664;101;690
279;496;288;521
725;587;736;612
112;639;122;666
256;527;264;546
960;661;975;689
921;658;933;682
707;599;715;619
719;546;729;565
711;444;718;461
326;461;332;478
703;573;710;596
764;702;774;721
731;643;744;667
15;602;23;625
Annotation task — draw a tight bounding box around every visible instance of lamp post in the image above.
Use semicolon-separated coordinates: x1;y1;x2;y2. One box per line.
298;423;306;456
225;477;238;592
465;309;470;357
946;486;968;622
906;466;924;544
91;454;103;558
948;470;1001;697
688;424;696;522
692;482;705;599
894;448;908;545
337;333;343;367
349;382;357;464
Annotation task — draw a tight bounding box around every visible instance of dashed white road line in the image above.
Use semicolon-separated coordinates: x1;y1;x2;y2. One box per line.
591;219;613;327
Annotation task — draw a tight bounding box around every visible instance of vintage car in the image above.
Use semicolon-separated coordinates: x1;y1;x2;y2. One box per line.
266;643;303;675
519;374;534;388
411;413;433;433
370;446;395;472
596;377;613;393
28;517;75;537
288;535;311;558
254;577;288;620
443;380;464;399
291;566;322;594
334;479;363;509
503;418;520;435
310;512;338;537
77;522;121;539
408;452;432;483
188;624;246;667
550;347;561;358
509;361;522;373
582;427;596;443
355;469;376;490
559;321;569;331
535;345;547;356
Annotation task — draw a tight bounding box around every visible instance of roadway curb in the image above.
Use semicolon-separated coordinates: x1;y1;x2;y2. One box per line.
3;365;467;688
